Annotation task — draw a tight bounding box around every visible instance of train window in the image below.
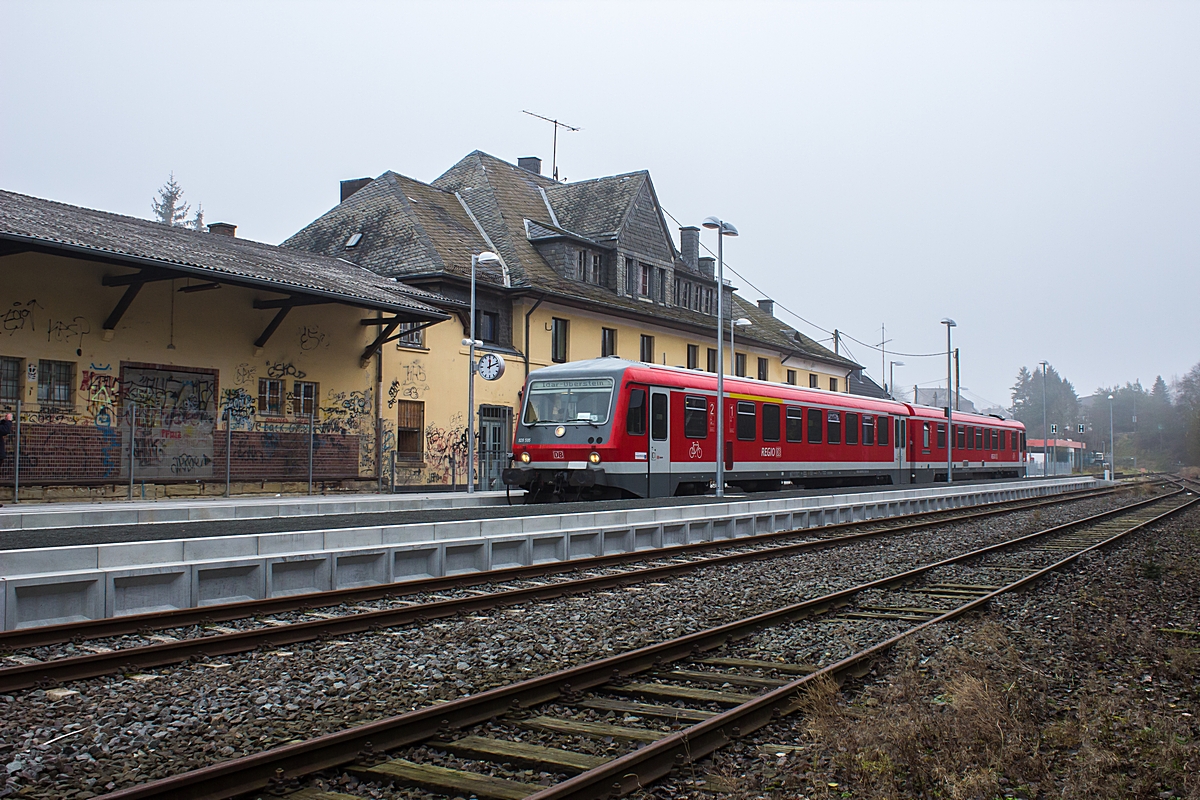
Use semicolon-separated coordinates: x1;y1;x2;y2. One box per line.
936;424;946;449
807;408;823;443
626;389;646;436
975;427;983;449
651;393;668;440
993;429;999;450
684;396;708;438
1021;432;1026;451
957;425;966;450
736;401;756;440
786;407;804;442
846;412;859;445
999;430;1006;450
863;415;874;445
922;422;930;449
762;404;781;442
827;411;842;444
878;415;889;446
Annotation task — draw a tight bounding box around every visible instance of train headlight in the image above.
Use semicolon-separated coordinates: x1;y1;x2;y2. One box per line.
589;451;601;464
519;451;531;464
554;426;566;438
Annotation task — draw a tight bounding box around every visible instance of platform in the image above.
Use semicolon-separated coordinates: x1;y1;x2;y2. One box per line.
0;477;1097;631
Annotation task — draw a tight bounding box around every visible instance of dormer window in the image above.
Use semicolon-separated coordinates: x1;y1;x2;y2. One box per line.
575;249;601;284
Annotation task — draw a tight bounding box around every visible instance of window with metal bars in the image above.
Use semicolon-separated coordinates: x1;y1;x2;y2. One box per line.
395;400;424;461
294;381;319;417
37;360;73;408
0;357;21;405
258;378;284;416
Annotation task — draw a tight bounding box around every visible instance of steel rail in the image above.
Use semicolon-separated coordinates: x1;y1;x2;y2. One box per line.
530;492;1199;800
0;485;1116;652
0;486;1122;691
96;489;1187;800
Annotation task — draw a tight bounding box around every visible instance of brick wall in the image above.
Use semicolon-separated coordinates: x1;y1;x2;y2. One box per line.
0;424;362;484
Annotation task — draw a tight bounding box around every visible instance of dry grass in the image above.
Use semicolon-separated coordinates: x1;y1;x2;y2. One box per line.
705;511;1200;800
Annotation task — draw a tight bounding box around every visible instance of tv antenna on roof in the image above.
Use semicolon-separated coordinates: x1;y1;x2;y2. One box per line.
522;110;580;181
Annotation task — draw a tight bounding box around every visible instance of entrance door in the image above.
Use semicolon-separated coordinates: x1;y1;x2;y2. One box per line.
648;388;671;497
478;405;511;491
896;416;909;484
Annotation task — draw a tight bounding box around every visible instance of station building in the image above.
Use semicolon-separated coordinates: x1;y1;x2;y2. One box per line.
0;152;859;498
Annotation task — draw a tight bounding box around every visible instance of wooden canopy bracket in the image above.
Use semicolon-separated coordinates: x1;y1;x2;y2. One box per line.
254;306;293;349
103;282;145;331
360;319;402;367
381;319;438;345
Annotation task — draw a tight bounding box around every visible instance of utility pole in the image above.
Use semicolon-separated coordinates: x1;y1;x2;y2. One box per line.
833;329;839;356
1040;360;1050;478
954;347;960;411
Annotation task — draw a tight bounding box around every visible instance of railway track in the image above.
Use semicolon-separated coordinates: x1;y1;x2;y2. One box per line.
0;484;1138;692
92;486;1196;800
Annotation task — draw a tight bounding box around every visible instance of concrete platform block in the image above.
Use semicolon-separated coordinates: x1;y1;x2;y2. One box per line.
662;523;687;547
712;518;733;539
6;572;104;629
735;517;754;538
0;547;98;578
445;543;487;575
324;527;384;550
333;550;389;589
603;529;631;554
268;554;332;597
107;567;189;617
688;520;713;542
480;517;524;537
394;546;441;581
98;540;186;569
569;532;600;559
193;560;265;606
381;524;434;545
433;521;483;541
490;538;528;570
634;526;659;550
531;536;565;564
754;515;772;534
258;532;325;556
183;535;260;562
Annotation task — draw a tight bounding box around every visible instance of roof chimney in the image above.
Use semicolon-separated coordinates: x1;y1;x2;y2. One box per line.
757;298;774;316
698;256;715;280
517;156;542;175
208;222;237;237
340;178;372;203
679;226;699;271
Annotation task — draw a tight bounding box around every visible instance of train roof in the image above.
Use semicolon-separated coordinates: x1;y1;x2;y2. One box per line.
525;359;1023;429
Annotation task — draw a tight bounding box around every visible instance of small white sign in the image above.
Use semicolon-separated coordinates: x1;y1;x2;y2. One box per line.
27;363;37;383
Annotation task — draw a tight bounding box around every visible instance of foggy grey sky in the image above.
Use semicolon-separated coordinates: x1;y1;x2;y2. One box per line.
3;0;1197;409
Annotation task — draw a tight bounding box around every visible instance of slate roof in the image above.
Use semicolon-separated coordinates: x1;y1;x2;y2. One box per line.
0;188;448;319
284;151;859;370
849;370;891;399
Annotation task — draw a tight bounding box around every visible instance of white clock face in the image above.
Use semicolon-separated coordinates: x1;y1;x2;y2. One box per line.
477;353;505;381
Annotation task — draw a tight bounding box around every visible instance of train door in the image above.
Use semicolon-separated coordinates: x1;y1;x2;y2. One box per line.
648;387;671;497
626;383;650;497
896;416;909;484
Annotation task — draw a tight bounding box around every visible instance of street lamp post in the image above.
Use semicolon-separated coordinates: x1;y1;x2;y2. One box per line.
465;251;500;493
731;318;751;376
702;216;738;498
1108;392;1115;481
941;319;956;484
1040;360;1050;479
889;360;904;400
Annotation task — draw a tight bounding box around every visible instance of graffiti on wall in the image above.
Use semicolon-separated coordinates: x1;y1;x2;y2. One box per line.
81;369;119;427
400;361;428;399
3;299;43;335
220;388;257;431
424;412;468;485
121;366;217;478
235;363;257;386
47;316;91;347
299;325;329;351
266;361;306;379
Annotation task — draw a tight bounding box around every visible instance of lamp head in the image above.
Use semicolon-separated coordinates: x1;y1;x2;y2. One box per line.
702;216;738;236
892;360;904;367
1108;393;1114;400
476;251;500;264
734;318;752;327
941;318;957;327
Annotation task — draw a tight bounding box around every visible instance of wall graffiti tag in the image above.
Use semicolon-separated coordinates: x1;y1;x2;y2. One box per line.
47;315;91;347
221;388;257;431
299;325;328;351
266;361;306;379
235;362;257;385
3;299;43;335
81;370;119;427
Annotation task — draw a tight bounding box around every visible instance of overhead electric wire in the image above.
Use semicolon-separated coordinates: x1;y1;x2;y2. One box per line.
660;206;946;360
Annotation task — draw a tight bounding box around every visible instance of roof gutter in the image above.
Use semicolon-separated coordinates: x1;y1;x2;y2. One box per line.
524;293;546;378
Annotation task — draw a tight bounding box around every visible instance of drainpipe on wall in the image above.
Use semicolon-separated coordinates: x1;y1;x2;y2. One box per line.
375;309;384;492
523;294;546;378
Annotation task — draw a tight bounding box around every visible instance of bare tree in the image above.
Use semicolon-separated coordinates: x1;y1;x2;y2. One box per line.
151;173;191;226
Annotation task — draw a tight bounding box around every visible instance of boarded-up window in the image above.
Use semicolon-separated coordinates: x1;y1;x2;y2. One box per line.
396;400;424;461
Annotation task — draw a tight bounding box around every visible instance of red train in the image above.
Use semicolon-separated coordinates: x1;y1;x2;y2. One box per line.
503;358;1027;501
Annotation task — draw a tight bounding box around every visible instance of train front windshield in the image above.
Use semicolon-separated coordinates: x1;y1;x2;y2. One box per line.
523;378;614;425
